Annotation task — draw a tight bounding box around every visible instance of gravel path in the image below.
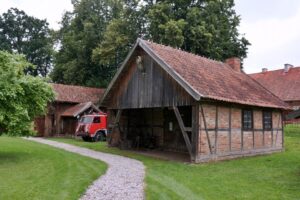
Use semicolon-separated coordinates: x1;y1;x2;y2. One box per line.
24;137;145;200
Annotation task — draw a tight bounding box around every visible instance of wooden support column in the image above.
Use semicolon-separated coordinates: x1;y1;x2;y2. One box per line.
215;106;218;154
173;106;193;159
228;107;232;152
281;111;284;148
275;113;281;147
108;109;122;145
192;104;199;161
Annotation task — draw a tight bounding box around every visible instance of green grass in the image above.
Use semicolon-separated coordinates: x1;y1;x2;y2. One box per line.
0;137;107;200
52;126;300;200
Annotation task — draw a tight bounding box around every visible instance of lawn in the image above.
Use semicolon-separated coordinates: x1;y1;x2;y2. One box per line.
0;137;107;200
52;126;300;200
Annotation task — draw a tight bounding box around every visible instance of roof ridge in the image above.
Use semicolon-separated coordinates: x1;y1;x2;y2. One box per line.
51;83;104;90
141;39;225;65
250;65;300;75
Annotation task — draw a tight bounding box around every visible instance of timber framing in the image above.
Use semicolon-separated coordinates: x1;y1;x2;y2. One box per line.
103;38;286;163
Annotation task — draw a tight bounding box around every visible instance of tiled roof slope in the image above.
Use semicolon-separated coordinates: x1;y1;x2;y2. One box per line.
250;67;300;102
51;83;105;104
143;40;289;109
61;102;100;117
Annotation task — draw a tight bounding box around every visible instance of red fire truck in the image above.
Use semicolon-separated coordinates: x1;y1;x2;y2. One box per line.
75;112;107;142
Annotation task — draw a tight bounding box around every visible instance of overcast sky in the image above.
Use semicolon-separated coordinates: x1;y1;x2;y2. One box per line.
0;0;299;73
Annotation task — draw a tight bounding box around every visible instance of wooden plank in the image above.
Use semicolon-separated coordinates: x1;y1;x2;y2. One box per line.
192;105;199;162
139;39;202;100
275;112;281;146
199;104;213;154
173;106;193;158
229;107;232;152
185;127;192;132
281;112;284;148
215;106;218;154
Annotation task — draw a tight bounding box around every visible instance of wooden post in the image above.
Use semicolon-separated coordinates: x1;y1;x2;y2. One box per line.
215;106;218;154
108;109;122;145
173;106;193;159
200;105;213;154
275;112;281;147
192;105;199;161
229;107;232;152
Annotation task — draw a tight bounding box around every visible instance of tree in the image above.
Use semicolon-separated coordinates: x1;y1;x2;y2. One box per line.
146;0;250;61
0;8;53;77
0;51;54;136
52;0;250;87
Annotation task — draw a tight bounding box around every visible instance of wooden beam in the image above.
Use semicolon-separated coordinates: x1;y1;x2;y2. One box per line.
200;105;213;154
173;106;193;158
192;105;199;162
185;127;192;132
215;106;218;154
108;109;122;145
229;107;232;152
275;113;281;147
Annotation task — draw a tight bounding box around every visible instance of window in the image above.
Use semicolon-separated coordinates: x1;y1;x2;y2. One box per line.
242;109;253;130
80;116;93;124
263;111;272;130
93;117;101;123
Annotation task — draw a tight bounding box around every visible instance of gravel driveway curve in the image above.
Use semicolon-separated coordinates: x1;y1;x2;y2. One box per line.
25;137;145;200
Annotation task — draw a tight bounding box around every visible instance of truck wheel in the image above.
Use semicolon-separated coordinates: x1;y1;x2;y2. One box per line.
93;131;106;142
82;136;89;142
98;131;106;141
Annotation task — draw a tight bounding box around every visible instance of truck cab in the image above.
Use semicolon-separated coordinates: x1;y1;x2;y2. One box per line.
75;113;107;142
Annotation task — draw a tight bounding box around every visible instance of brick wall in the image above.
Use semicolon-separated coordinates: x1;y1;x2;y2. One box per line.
197;103;283;162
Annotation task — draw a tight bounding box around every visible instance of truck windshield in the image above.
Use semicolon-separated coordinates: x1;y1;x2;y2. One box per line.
80;116;93;124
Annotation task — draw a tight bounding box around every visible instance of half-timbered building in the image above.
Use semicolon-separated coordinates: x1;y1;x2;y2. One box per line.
101;38;290;163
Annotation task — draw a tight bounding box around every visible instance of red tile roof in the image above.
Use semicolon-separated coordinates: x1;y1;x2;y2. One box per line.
61;102;100;117
250;67;300;102
142;40;289;109
51;83;105;104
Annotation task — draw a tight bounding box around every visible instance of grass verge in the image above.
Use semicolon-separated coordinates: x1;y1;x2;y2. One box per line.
0;137;107;200
52;126;300;200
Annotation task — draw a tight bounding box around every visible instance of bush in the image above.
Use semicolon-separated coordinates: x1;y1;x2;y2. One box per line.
0;51;54;136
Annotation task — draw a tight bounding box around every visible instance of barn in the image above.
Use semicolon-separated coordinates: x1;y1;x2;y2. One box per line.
101;38;290;163
34;83;104;137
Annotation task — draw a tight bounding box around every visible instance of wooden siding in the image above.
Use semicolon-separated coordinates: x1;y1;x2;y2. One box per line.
108;52;194;109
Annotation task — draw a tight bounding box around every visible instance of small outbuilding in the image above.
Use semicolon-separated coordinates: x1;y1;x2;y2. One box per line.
34;83;104;136
101;38;289;163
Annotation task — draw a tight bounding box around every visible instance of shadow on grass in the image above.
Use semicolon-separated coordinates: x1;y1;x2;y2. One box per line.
0;152;30;165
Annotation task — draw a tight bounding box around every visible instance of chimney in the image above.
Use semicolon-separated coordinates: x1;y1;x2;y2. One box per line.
284;63;293;73
225;57;241;72
262;68;268;73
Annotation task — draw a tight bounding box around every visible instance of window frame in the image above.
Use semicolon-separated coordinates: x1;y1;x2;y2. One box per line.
242;109;253;131
262;111;272;131
93;116;101;124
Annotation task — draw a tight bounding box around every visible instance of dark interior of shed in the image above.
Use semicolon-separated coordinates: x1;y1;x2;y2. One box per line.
117;106;192;157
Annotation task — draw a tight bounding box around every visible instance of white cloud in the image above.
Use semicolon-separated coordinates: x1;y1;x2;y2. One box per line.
0;0;73;30
239;6;300;73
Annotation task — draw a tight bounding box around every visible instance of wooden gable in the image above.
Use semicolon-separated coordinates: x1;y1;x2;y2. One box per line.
105;48;194;109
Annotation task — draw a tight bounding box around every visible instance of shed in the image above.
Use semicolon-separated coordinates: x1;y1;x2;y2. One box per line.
101;38;290;162
34;84;104;136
